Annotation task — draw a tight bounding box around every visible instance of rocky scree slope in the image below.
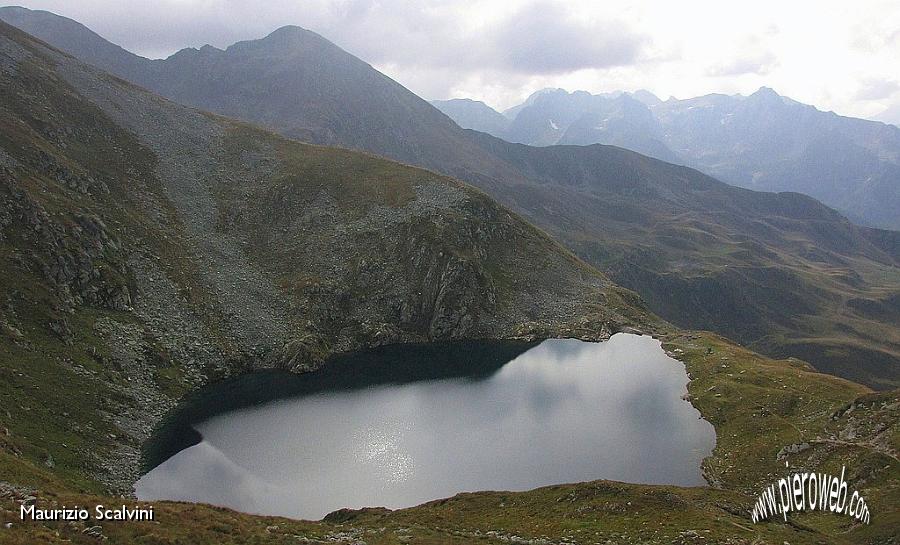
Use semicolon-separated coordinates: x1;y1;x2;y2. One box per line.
0;21;649;493
4;8;897;389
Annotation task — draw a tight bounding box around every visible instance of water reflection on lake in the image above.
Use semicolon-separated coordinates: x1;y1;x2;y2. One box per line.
136;333;715;519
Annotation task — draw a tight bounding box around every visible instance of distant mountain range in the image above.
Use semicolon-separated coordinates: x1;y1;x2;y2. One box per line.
430;98;512;137
432;88;900;230
3;6;898;389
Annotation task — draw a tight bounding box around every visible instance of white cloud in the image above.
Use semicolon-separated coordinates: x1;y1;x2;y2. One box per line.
855;78;900;101
876;101;900;126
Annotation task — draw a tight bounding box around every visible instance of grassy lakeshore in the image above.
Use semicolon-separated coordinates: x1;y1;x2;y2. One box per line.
1;331;896;545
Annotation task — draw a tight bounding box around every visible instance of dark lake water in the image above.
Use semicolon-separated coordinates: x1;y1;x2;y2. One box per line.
135;333;715;520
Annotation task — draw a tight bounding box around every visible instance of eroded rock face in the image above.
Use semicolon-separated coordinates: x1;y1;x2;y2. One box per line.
1;169;130;313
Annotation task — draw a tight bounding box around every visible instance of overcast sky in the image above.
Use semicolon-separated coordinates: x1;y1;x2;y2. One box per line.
7;0;900;123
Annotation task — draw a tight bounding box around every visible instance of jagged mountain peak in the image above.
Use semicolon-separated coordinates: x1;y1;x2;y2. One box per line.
258;24;326;46
166;43;224;61
630;89;662;106
746;85;788;104
751;85;780;96
430;97;510;136
529;87;569;97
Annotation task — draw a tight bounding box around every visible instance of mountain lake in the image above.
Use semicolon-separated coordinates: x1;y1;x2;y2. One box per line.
136;333;715;519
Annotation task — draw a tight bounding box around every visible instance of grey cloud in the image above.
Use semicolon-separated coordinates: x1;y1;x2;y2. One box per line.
12;0;649;76
706;51;777;77
490;2;648;74
315;1;482;67
314;0;649;75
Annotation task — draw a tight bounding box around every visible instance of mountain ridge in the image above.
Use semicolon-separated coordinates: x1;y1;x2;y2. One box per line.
430;98;511;136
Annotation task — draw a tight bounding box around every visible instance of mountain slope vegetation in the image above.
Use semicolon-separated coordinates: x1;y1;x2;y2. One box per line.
468;132;900;388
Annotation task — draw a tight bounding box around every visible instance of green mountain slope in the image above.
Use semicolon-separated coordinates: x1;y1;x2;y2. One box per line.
468;133;900;388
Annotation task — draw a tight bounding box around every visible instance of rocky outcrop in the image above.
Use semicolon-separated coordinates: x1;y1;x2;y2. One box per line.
0;168;131;313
